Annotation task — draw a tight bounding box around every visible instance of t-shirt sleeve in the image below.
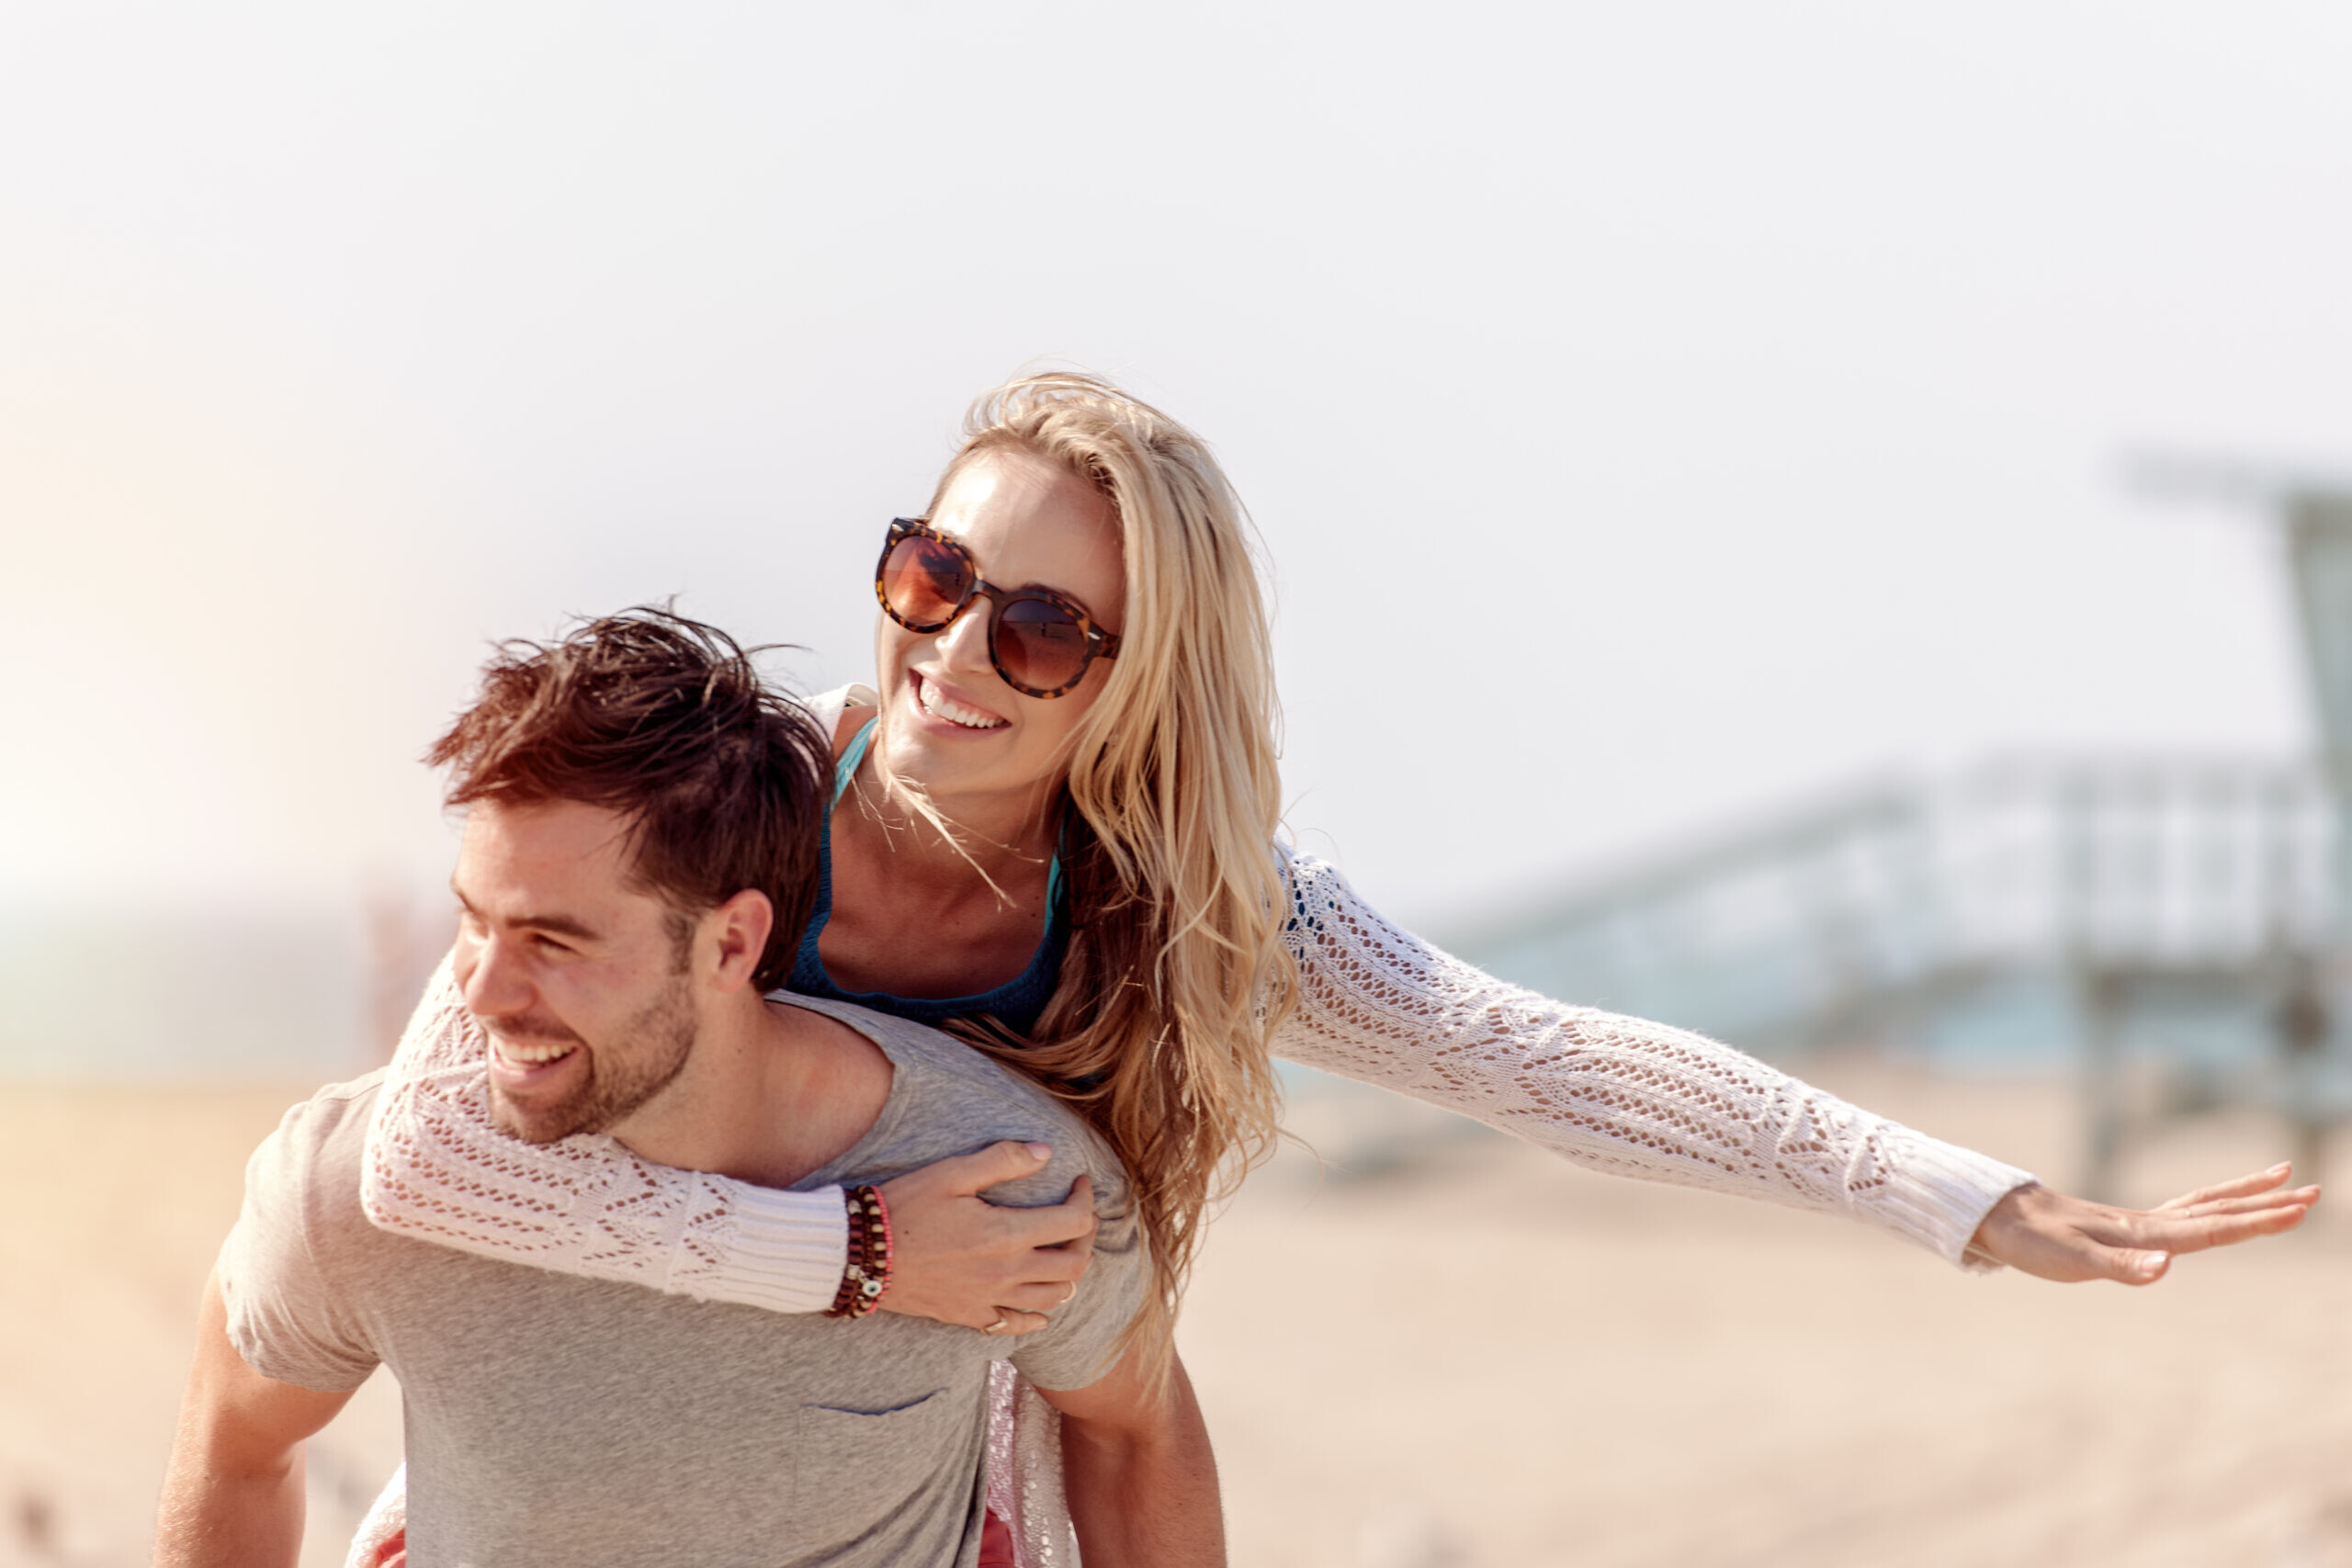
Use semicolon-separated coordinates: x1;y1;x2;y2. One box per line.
217;1092;381;1393
1004;1172;1150;1393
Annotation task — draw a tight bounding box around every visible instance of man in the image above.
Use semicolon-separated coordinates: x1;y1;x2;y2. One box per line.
154;610;1219;1567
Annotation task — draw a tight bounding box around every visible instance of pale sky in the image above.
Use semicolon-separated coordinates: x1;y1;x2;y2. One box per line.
6;1;2349;936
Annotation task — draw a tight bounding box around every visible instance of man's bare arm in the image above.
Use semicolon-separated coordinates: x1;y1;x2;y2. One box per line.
153;1270;355;1568
1037;1346;1224;1568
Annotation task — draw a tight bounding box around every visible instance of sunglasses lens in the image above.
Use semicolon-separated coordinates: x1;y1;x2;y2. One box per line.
994;597;1091;693
881;535;971;627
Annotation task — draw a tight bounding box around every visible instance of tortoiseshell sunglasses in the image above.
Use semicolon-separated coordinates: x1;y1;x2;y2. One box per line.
874;518;1122;699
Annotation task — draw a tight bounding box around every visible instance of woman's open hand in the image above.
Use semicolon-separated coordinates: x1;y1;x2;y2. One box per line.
1970;1163;2319;1283
877;1141;1099;1334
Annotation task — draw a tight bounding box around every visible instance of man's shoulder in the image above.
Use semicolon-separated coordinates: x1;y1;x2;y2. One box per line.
273;1068;385;1149
786;995;1073;1115
249;1070;386;1223
786;996;1127;1209
218;1071;397;1393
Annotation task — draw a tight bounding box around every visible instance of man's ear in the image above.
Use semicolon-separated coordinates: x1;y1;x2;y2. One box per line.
701;888;775;992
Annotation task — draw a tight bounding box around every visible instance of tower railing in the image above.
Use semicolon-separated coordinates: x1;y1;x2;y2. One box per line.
1448;752;2349;1194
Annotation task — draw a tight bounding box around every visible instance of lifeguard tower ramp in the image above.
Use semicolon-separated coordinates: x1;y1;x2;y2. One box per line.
1446;750;2348;1196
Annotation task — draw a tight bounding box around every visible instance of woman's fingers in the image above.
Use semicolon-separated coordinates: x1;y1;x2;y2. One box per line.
995;1272;1087;1311
1971;1174;2319;1284
920;1139;1061;1201
990;1173;1100;1257
2152;1163;2296;1212
2076;1193;2314;1284
1044;1174;1098;1250
2094;1247;2173;1285
2125;1193;2314;1256
875;1149;1100;1329
2146;1185;2321;1223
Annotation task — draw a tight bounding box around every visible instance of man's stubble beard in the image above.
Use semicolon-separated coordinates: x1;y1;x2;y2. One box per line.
488;973;699;1145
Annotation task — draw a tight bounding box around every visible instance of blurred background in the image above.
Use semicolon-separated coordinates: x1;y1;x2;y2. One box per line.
5;3;2351;1564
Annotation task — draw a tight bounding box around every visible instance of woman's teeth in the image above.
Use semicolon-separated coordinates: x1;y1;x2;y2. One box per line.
918;679;1006;729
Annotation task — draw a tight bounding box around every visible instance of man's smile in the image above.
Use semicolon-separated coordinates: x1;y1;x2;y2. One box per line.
489;1032;578;1066
482;1022;591;1110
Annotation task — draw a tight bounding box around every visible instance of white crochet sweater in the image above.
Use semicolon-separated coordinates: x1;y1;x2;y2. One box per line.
364;862;2032;1306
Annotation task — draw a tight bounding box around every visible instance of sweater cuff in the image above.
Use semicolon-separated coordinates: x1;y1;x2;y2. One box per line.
667;1179;849;1314
1868;1129;2036;1272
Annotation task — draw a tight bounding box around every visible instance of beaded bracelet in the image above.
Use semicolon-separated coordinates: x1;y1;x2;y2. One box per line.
852;1184;893;1313
824;1184;893;1319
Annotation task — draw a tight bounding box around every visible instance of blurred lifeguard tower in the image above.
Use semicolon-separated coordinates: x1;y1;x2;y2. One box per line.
1427;465;2352;1198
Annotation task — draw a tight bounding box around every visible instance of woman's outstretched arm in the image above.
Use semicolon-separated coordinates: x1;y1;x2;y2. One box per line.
360;955;1093;1329
363;852;2311;1316
1270;853;2314;1278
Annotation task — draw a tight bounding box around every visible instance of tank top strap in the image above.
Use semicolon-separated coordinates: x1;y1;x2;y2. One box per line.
832;717;878;807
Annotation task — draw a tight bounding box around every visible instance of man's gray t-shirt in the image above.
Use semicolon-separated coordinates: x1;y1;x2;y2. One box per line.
219;995;1145;1568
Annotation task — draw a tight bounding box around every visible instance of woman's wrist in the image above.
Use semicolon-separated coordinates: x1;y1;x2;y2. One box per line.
824;1184;895;1318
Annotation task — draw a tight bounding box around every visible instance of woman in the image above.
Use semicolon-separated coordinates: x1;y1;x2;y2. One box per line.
358;371;2315;1565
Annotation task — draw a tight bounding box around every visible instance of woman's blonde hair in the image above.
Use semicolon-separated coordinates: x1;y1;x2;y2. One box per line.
921;371;1296;1378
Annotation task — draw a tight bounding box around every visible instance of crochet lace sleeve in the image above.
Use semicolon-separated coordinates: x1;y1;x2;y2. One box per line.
360;955;847;1312
1272;854;2035;1268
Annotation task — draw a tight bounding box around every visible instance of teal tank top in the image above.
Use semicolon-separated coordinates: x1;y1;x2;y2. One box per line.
786;719;1067;1032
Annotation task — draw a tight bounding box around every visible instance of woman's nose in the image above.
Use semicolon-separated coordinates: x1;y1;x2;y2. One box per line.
933;595;1001;680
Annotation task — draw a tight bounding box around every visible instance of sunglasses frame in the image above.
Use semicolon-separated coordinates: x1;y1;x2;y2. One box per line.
874;518;1122;700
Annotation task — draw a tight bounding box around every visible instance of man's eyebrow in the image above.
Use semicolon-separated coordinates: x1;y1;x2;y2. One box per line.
448;884;604;942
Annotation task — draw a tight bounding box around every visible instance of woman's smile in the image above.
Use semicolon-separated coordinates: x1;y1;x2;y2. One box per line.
909;670;1009;731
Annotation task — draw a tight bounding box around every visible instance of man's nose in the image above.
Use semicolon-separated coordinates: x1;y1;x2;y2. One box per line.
460;932;535;1019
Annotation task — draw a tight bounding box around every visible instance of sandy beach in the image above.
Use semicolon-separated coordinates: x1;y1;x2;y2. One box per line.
3;1061;2344;1568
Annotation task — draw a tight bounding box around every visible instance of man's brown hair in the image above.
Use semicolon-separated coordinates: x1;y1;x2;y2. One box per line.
426;607;829;990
